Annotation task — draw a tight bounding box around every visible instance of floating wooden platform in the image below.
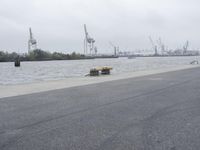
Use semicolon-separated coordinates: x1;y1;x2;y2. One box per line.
90;66;113;76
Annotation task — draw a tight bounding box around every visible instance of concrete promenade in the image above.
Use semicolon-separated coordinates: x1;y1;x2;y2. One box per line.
0;65;199;98
0;66;200;149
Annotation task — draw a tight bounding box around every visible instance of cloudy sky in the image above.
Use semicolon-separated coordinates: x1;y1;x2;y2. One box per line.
0;0;200;53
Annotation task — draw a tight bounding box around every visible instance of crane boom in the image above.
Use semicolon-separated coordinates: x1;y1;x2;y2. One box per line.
84;24;89;39
83;24;96;55
157;37;162;47
157;37;166;53
28;27;37;53
109;42;115;47
149;36;155;48
109;42;118;56
29;28;33;39
149;36;158;55
184;41;189;50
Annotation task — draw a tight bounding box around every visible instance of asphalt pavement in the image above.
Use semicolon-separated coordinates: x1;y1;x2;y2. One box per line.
0;67;200;150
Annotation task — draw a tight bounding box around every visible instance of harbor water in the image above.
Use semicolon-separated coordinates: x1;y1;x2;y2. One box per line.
0;56;199;85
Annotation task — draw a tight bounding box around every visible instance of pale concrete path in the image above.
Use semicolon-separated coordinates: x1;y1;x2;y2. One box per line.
0;66;200;150
0;65;199;98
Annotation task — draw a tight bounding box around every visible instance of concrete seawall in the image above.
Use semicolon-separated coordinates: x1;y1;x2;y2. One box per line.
0;65;199;98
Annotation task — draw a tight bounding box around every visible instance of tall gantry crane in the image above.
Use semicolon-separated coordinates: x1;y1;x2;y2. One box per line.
149;36;158;56
84;24;95;55
109;42;119;56
183;40;189;54
28;28;37;53
157;37;166;55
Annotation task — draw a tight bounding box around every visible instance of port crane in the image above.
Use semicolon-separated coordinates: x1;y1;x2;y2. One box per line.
149;36;158;56
183;40;189;54
157;37;166;55
28;28;37;53
109;42;119;56
84;24;95;55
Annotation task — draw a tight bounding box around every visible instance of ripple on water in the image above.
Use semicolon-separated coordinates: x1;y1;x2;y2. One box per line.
0;56;199;85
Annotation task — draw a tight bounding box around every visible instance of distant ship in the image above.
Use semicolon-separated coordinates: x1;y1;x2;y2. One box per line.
127;55;136;59
91;55;119;59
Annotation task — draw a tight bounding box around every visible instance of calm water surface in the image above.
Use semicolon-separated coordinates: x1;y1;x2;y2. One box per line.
0;56;199;85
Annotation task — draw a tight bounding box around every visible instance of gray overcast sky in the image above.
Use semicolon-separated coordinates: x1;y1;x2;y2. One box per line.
0;0;200;53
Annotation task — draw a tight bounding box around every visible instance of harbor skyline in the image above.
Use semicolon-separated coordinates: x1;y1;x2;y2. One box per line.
1;1;200;149
0;0;200;53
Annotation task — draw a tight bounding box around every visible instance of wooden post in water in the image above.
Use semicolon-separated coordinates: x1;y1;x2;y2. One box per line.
14;55;20;67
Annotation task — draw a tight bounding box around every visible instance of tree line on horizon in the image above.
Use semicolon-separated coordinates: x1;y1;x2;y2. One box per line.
0;49;88;62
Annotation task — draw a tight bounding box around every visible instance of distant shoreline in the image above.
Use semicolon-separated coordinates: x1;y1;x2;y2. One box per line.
0;49;89;62
1;54;199;63
0;57;94;63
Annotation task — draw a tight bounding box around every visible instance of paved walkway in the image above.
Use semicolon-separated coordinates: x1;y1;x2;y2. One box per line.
0;67;200;150
0;65;199;98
